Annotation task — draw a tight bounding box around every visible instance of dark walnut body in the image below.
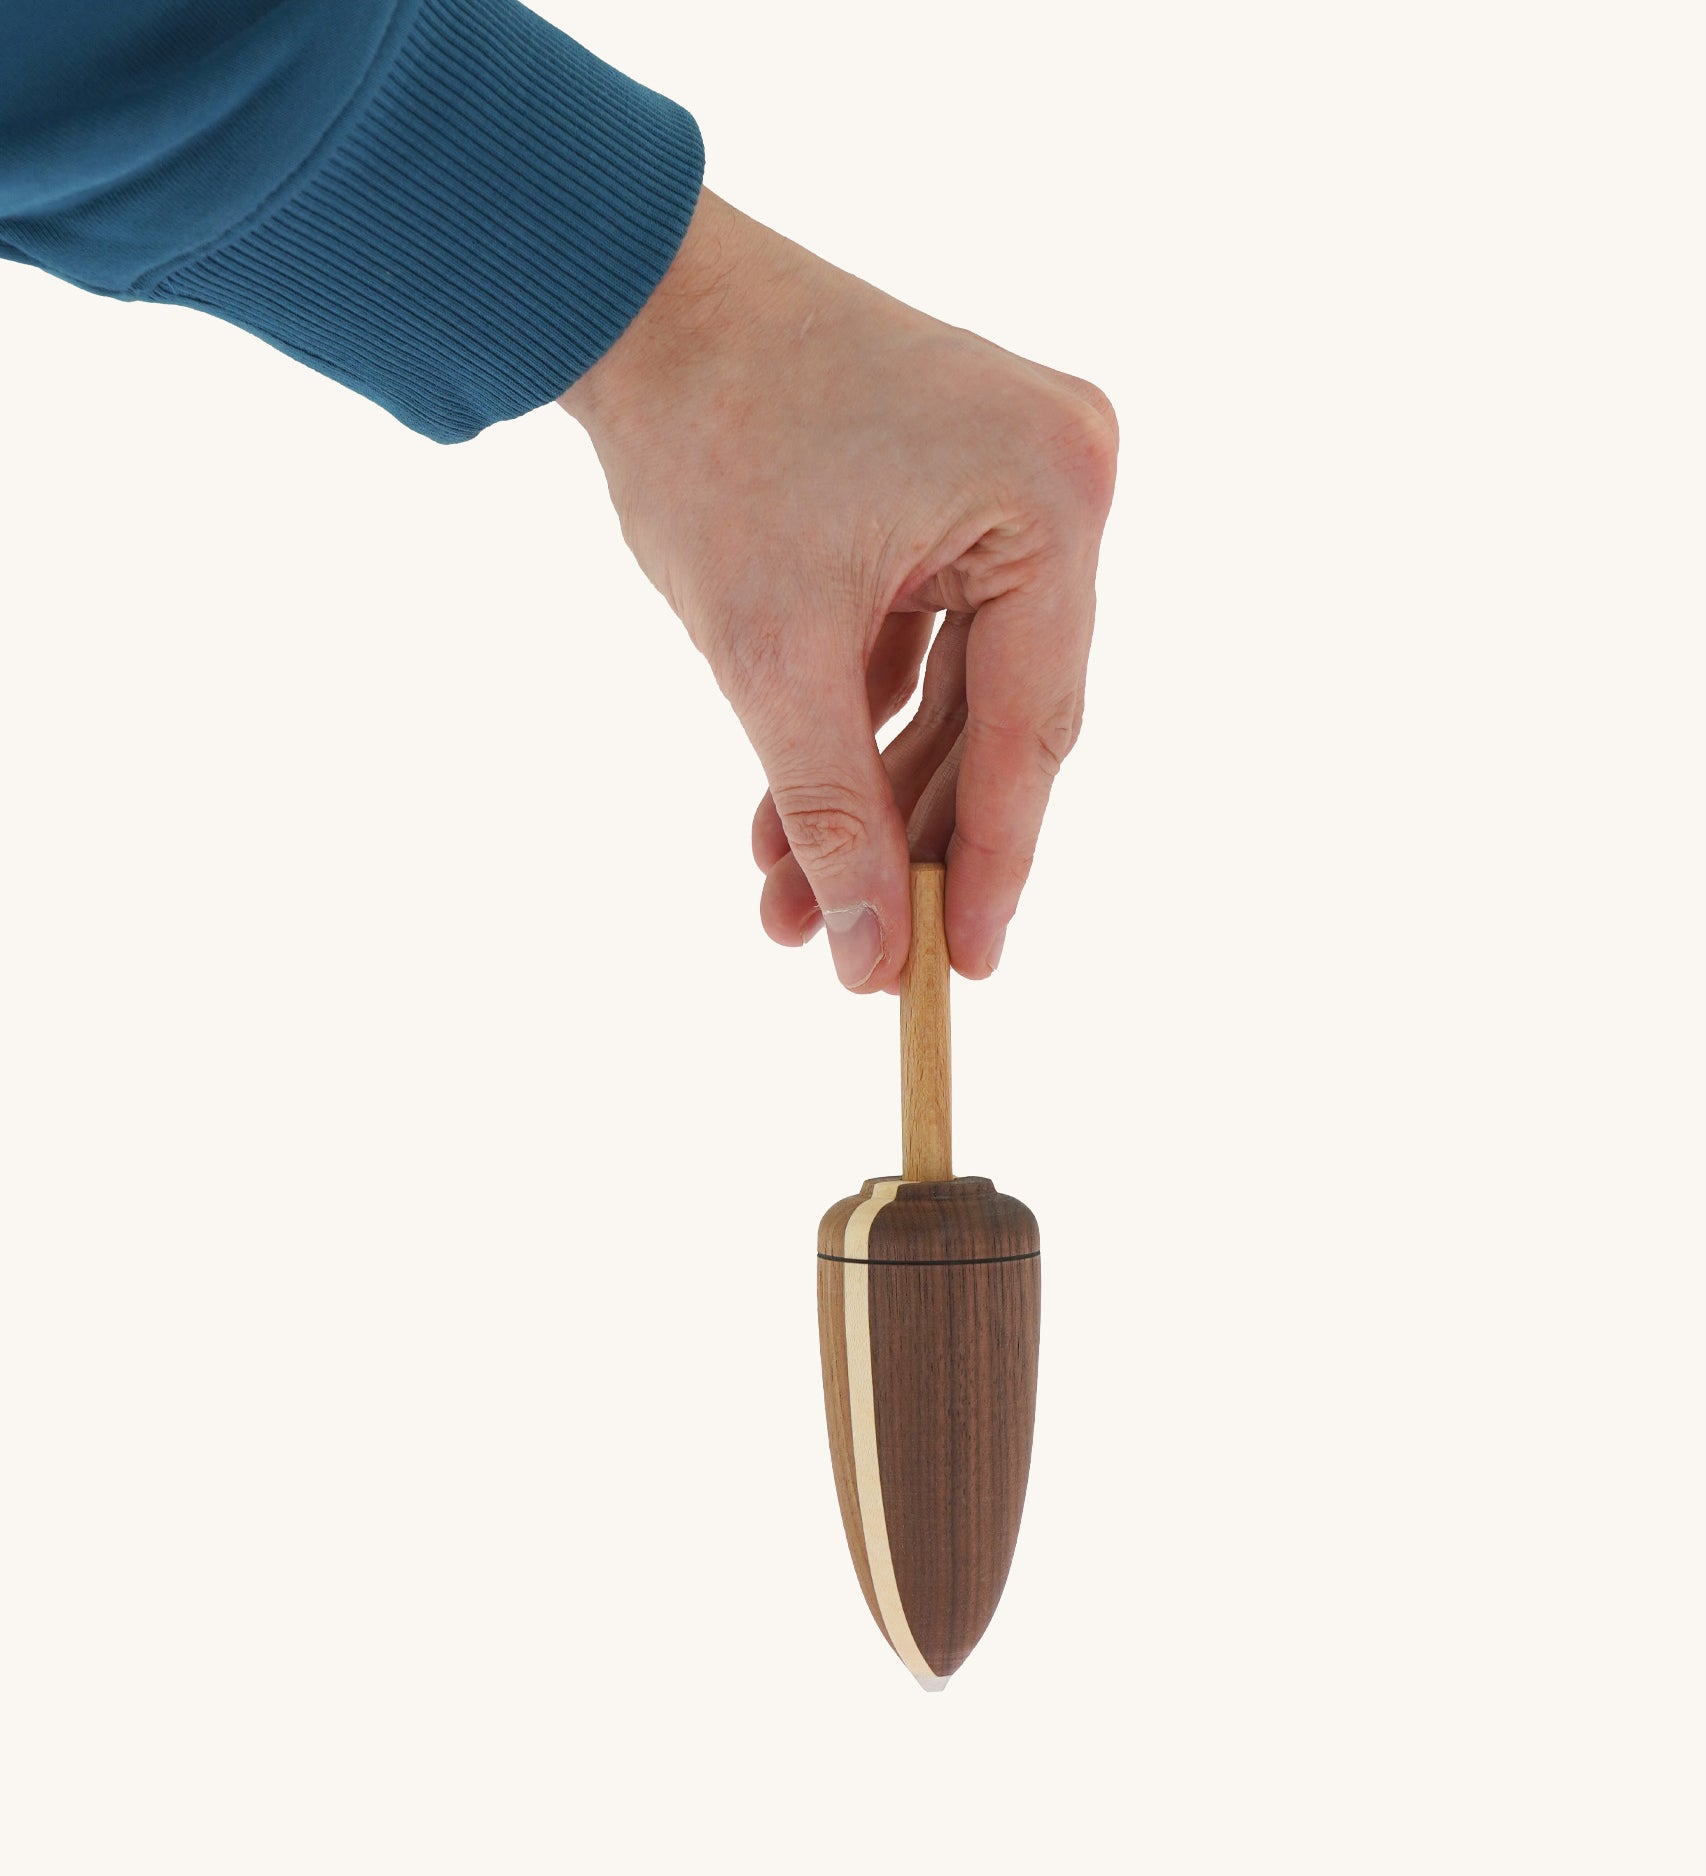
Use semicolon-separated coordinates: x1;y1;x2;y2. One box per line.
816;1175;1040;1685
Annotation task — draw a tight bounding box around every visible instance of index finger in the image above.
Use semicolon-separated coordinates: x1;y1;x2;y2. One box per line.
946;559;1097;975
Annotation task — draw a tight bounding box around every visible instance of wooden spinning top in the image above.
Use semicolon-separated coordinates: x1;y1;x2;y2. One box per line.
816;861;1041;1690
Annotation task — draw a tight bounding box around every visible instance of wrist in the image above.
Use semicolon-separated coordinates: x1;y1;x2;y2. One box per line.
558;190;897;460
558;188;755;445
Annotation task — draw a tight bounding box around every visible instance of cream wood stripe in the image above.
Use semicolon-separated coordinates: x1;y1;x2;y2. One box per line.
842;1180;943;1686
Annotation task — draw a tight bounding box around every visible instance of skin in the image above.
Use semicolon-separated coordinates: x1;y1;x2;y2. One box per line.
559;190;1117;993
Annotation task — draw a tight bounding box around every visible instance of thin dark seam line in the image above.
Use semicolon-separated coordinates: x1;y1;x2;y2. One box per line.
817;1251;1041;1267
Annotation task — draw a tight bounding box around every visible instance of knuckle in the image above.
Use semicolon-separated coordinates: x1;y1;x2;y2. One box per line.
873;675;917;726
770;780;869;872
1044;381;1120;510
984;693;1083;779
953;823;1037;891
1035;710;1080;776
1064;418;1120;510
1070;375;1120;440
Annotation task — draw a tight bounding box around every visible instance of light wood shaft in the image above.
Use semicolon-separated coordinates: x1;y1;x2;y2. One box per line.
900;862;952;1181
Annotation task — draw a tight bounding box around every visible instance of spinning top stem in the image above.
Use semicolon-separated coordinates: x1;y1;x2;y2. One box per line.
901;862;953;1182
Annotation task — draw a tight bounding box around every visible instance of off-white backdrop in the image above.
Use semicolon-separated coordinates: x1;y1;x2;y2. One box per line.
2;3;1701;1870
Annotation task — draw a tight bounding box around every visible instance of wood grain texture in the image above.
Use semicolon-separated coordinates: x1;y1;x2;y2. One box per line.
817;1175;1040;1684
900;863;952;1182
816;1244;881;1635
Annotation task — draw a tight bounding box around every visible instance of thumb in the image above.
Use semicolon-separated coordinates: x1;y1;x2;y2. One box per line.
752;678;911;993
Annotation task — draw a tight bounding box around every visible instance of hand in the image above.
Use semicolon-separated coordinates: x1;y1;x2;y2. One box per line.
559;191;1117;992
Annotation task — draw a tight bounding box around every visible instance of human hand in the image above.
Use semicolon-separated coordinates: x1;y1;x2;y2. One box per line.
558;191;1116;992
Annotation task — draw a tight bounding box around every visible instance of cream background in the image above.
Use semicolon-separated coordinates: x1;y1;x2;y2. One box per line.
1;1;1701;1869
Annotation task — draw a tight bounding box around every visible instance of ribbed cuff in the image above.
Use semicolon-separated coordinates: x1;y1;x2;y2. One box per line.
141;0;704;443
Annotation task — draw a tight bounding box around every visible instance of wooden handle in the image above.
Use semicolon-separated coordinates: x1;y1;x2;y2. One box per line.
900;861;952;1181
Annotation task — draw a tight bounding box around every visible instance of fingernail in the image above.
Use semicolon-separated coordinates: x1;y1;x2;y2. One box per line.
798;907;824;944
986;928;1007;973
823;903;884;989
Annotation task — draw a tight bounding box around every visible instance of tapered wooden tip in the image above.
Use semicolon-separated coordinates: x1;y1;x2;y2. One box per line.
817;1175;1041;1685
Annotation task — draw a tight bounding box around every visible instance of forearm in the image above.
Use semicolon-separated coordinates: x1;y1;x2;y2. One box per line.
0;0;704;442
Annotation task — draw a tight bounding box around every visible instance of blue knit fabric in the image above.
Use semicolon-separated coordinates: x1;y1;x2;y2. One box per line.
0;0;704;441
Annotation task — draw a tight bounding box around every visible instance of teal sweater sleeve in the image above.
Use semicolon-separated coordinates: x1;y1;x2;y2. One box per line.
0;0;703;442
